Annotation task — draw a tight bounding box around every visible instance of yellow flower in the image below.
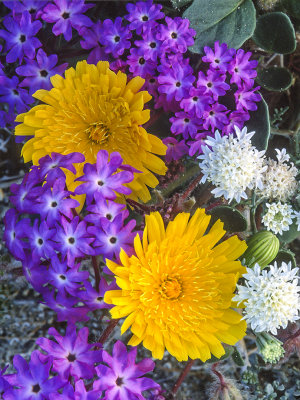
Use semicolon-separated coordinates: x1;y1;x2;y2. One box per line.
104;209;247;362
15;61;167;202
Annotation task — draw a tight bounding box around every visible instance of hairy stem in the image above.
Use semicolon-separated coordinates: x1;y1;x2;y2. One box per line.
168;359;195;399
92;256;100;289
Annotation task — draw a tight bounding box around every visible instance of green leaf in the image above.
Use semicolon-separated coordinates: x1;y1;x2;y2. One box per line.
206;346;234;363
207;206;247;232
273;249;297;268
256;67;293;92
171;0;192;9
252;12;296;54
183;0;256;54
278;220;300;243
245;95;270;151
232;346;245;366
282;0;300;19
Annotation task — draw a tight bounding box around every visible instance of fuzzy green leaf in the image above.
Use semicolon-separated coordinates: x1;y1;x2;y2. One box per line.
245;95;270;151
256;67;293;92
208;206;247;232
206;346;234;363
273;249;297;268
282;0;300;19
232;346;245;366
171;0;192;8
183;0;256;54
253;12;296;54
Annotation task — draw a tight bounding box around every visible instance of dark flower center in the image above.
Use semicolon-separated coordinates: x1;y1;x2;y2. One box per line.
110;237;117;244
184;118;190;123
171;32;177;39
149;78;156;83
234;67;239;73
13;231;16;239
38;238;43;245
68;237;75;244
96;296;102;301
67;353;76;362
142;15;148;21
175;82;181;87
62;12;70;19
192;96;198;102
150;42;156;48
32;384;41;393
40;69;49;77
29;7;36;14
106;214;112;220
116;377;123;386
51;201;58;207
59;275;66;280
19;34;26;43
209;111;215;116
13;89;19;96
214;59;220;64
207;82;212;88
97;180;104;186
139;57;145;65
114;36;120;43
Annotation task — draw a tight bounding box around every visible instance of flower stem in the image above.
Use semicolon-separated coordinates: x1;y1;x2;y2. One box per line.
168;359;195;399
99;319;120;344
211;363;226;388
92;256;100;289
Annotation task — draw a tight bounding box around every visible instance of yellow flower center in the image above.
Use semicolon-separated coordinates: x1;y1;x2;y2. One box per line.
160;276;182;300
86;122;111;145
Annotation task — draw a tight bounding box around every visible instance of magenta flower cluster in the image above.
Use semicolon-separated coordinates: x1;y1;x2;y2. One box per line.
4;150;139;322
0;324;159;400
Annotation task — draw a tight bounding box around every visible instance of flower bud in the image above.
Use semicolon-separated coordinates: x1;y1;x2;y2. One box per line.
256;332;285;364
209;378;244;400
243;230;279;268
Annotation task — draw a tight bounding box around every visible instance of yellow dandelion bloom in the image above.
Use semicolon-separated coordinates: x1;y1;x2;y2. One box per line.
15;61;167;202
104;208;248;362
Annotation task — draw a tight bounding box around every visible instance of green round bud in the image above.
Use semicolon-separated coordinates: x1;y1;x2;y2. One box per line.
243;230;279;269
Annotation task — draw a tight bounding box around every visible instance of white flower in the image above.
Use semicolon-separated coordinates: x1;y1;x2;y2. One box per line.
198;126;267;203
233;262;300;335
262;202;294;235
294;210;300;231
258;148;298;202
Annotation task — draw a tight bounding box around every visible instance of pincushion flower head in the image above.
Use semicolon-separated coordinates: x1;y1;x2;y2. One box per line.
104;208;247;362
198;126;267;203
234;262;300;335
15;60;167;202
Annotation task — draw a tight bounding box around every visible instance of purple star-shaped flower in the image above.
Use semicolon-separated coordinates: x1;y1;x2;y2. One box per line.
222;110;249;135
3;1;47;20
36;324;102;381
94;341;160;400
42;0;94;41
188;131;211;157
76;278;117;311
197;70;230;100
134;28;161;62
158;63;195;102
16;49;68;95
79;21;109;64
4;350;65;400
49;380;100;400
157;16;196;53
99;17;132;58
170;112;202;139
202;103;229;131
235;85;261;112
27;219;56;261
163;137;189;162
0;75;33;114
126;0;164;34
85;193;128;224
75;150;135;205
202;41;235;72
127;48;156;78
180;87;212;119
0;11;42;63
3;209;31;261
229;48;258;87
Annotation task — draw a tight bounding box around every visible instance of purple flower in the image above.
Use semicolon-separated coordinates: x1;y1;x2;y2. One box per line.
94;341;160;400
202;41;235;72
142;75;159;97
170;112;202;139
4;350;65;400
202;103;229;131
16;49;68;95
99;18;132;58
85;193;128;224
235;85;261;112
42;0;94;41
3;1;47;20
75;150;135;205
36;179;79;227
127;48;156;78
3;209;31;261
157;16;196;53
0;11;42;63
55;216;94;265
229;49;258;87
77;278;117;311
180;87;212;119
188;131;211;157
0;75;32;113
49;380;100;400
79;21;109;64
163;137;189;162
197;70;230;100
36;324;102;381
126;0;164;34
88;214;137;261
158;63;195;102
0;366;12;396
222;110;249;135
134;29;161;62
27;219;56;261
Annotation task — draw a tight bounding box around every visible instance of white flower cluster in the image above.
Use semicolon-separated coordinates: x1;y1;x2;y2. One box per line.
259;148;298;202
198;126;267;203
234;262;300;335
262;202;295;235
